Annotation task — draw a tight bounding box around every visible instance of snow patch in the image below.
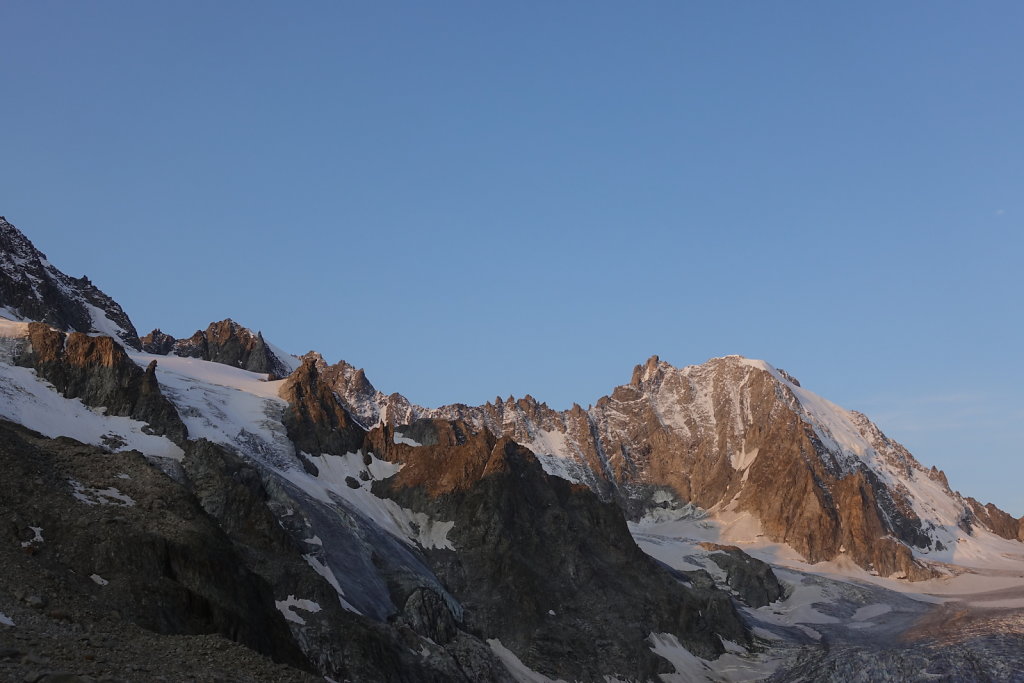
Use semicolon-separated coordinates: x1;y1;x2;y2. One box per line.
0;612;14;627
82;302;130;347
393;431;423;447
487;639;568;683
282;451;455;550
265;340;302;374
20;526;44;548
136;353;292;466
0;362;184;460
275;595;322;625
648;633;718;682
68;480;135;507
90;574;109;586
303;553;360;614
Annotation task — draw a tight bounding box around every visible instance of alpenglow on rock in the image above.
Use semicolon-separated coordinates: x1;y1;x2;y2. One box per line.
325;354;1023;581
2;215;1023;683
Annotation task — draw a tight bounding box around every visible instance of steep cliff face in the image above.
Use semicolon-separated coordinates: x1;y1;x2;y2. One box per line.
368;420;750;681
279;356;366;458
141;319;296;379
0;217;140;348
16;322;187;443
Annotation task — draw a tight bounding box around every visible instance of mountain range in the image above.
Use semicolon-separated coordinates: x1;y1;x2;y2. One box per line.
1;215;1022;682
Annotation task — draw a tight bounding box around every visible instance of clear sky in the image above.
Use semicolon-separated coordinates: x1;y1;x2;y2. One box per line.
2;2;1022;513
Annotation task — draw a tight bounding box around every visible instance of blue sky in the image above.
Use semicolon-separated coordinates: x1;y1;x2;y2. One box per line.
2;2;1022;513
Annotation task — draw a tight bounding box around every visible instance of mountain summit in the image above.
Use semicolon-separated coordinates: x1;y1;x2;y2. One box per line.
0;217;140;348
315;352;1023;581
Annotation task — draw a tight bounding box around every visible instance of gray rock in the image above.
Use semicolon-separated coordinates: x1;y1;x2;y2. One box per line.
702;544;785;607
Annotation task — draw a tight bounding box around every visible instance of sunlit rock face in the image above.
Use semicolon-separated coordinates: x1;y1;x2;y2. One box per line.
17;322;187;443
330;354;1014;580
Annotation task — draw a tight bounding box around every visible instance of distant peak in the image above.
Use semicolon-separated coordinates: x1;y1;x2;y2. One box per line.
630;354;665;386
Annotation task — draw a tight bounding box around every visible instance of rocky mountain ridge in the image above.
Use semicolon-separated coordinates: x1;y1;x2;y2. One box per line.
0;217;761;681
2;215;1023;682
142;320;296;379
0;217;140;349
311;351;1023;582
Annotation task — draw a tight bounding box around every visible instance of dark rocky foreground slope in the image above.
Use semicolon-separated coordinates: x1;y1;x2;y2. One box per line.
0;420;316;682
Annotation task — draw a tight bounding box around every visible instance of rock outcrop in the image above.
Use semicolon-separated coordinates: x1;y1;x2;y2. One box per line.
140;328;176;355
0;217;140;348
370;420;751;681
965;497;1024;541
279;356;366;458
699;543;786;608
142;320;294;379
16;323;187;443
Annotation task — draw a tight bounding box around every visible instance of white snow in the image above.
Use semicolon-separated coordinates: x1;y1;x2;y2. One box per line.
275;595;322;625
533;453;589;484
487;639;568;683
0;362;184;460
393;431;423;447
302;552;360;614
648;632;714;682
0;612;14;627
90;574;109;586
739;358;875;469
20;526;43;548
82;302;129;346
281;450;456;550
69;480;135;507
734;357;1013;568
265;340;302;374
132;353;292;462
648;632;785;683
